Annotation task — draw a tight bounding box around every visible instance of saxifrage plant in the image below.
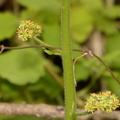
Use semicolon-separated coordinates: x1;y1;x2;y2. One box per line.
0;0;120;120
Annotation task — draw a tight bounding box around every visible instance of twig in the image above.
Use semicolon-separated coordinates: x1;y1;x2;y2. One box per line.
0;45;83;53
0;45;5;54
0;45;61;53
73;52;88;86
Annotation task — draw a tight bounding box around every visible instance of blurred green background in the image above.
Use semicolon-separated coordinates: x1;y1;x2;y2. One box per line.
0;0;120;119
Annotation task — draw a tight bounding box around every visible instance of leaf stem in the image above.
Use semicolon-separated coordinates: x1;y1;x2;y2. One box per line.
33;36;51;47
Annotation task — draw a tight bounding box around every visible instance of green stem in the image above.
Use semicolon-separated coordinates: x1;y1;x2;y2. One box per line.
61;0;76;120
33;36;61;55
33;36;51;46
76;111;91;116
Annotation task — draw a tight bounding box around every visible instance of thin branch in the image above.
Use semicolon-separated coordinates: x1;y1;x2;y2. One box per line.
0;45;84;53
0;103;119;120
0;45;5;54
0;45;61;53
73;52;88;66
73;52;88;86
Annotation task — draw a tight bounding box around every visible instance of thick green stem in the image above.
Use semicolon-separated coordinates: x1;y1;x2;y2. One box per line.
61;0;76;120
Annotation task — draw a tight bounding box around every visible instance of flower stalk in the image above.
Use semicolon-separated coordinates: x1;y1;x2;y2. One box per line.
61;0;76;120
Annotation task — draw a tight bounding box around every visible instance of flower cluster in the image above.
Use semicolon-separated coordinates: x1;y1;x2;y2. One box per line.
17;20;42;41
85;91;120;113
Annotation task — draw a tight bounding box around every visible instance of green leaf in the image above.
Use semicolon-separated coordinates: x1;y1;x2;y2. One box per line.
80;0;104;10
72;42;82;59
35;9;60;24
103;6;120;19
0;48;45;85
0;82;19;100
71;6;93;43
43;24;61;47
0;12;18;41
103;51;120;69
28;70;62;99
104;72;120;99
106;33;120;52
42;48;61;56
95;13;118;35
74;58;91;81
103;50;120;63
16;0;60;12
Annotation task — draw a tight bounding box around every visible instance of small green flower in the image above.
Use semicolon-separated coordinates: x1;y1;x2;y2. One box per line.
17;20;42;41
85;91;120;113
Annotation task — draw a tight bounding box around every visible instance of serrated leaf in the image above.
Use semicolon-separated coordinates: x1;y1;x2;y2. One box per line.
0;48;45;85
0;12;18;41
71;6;93;43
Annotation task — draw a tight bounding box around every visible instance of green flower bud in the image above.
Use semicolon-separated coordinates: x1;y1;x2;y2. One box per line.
17;20;42;41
